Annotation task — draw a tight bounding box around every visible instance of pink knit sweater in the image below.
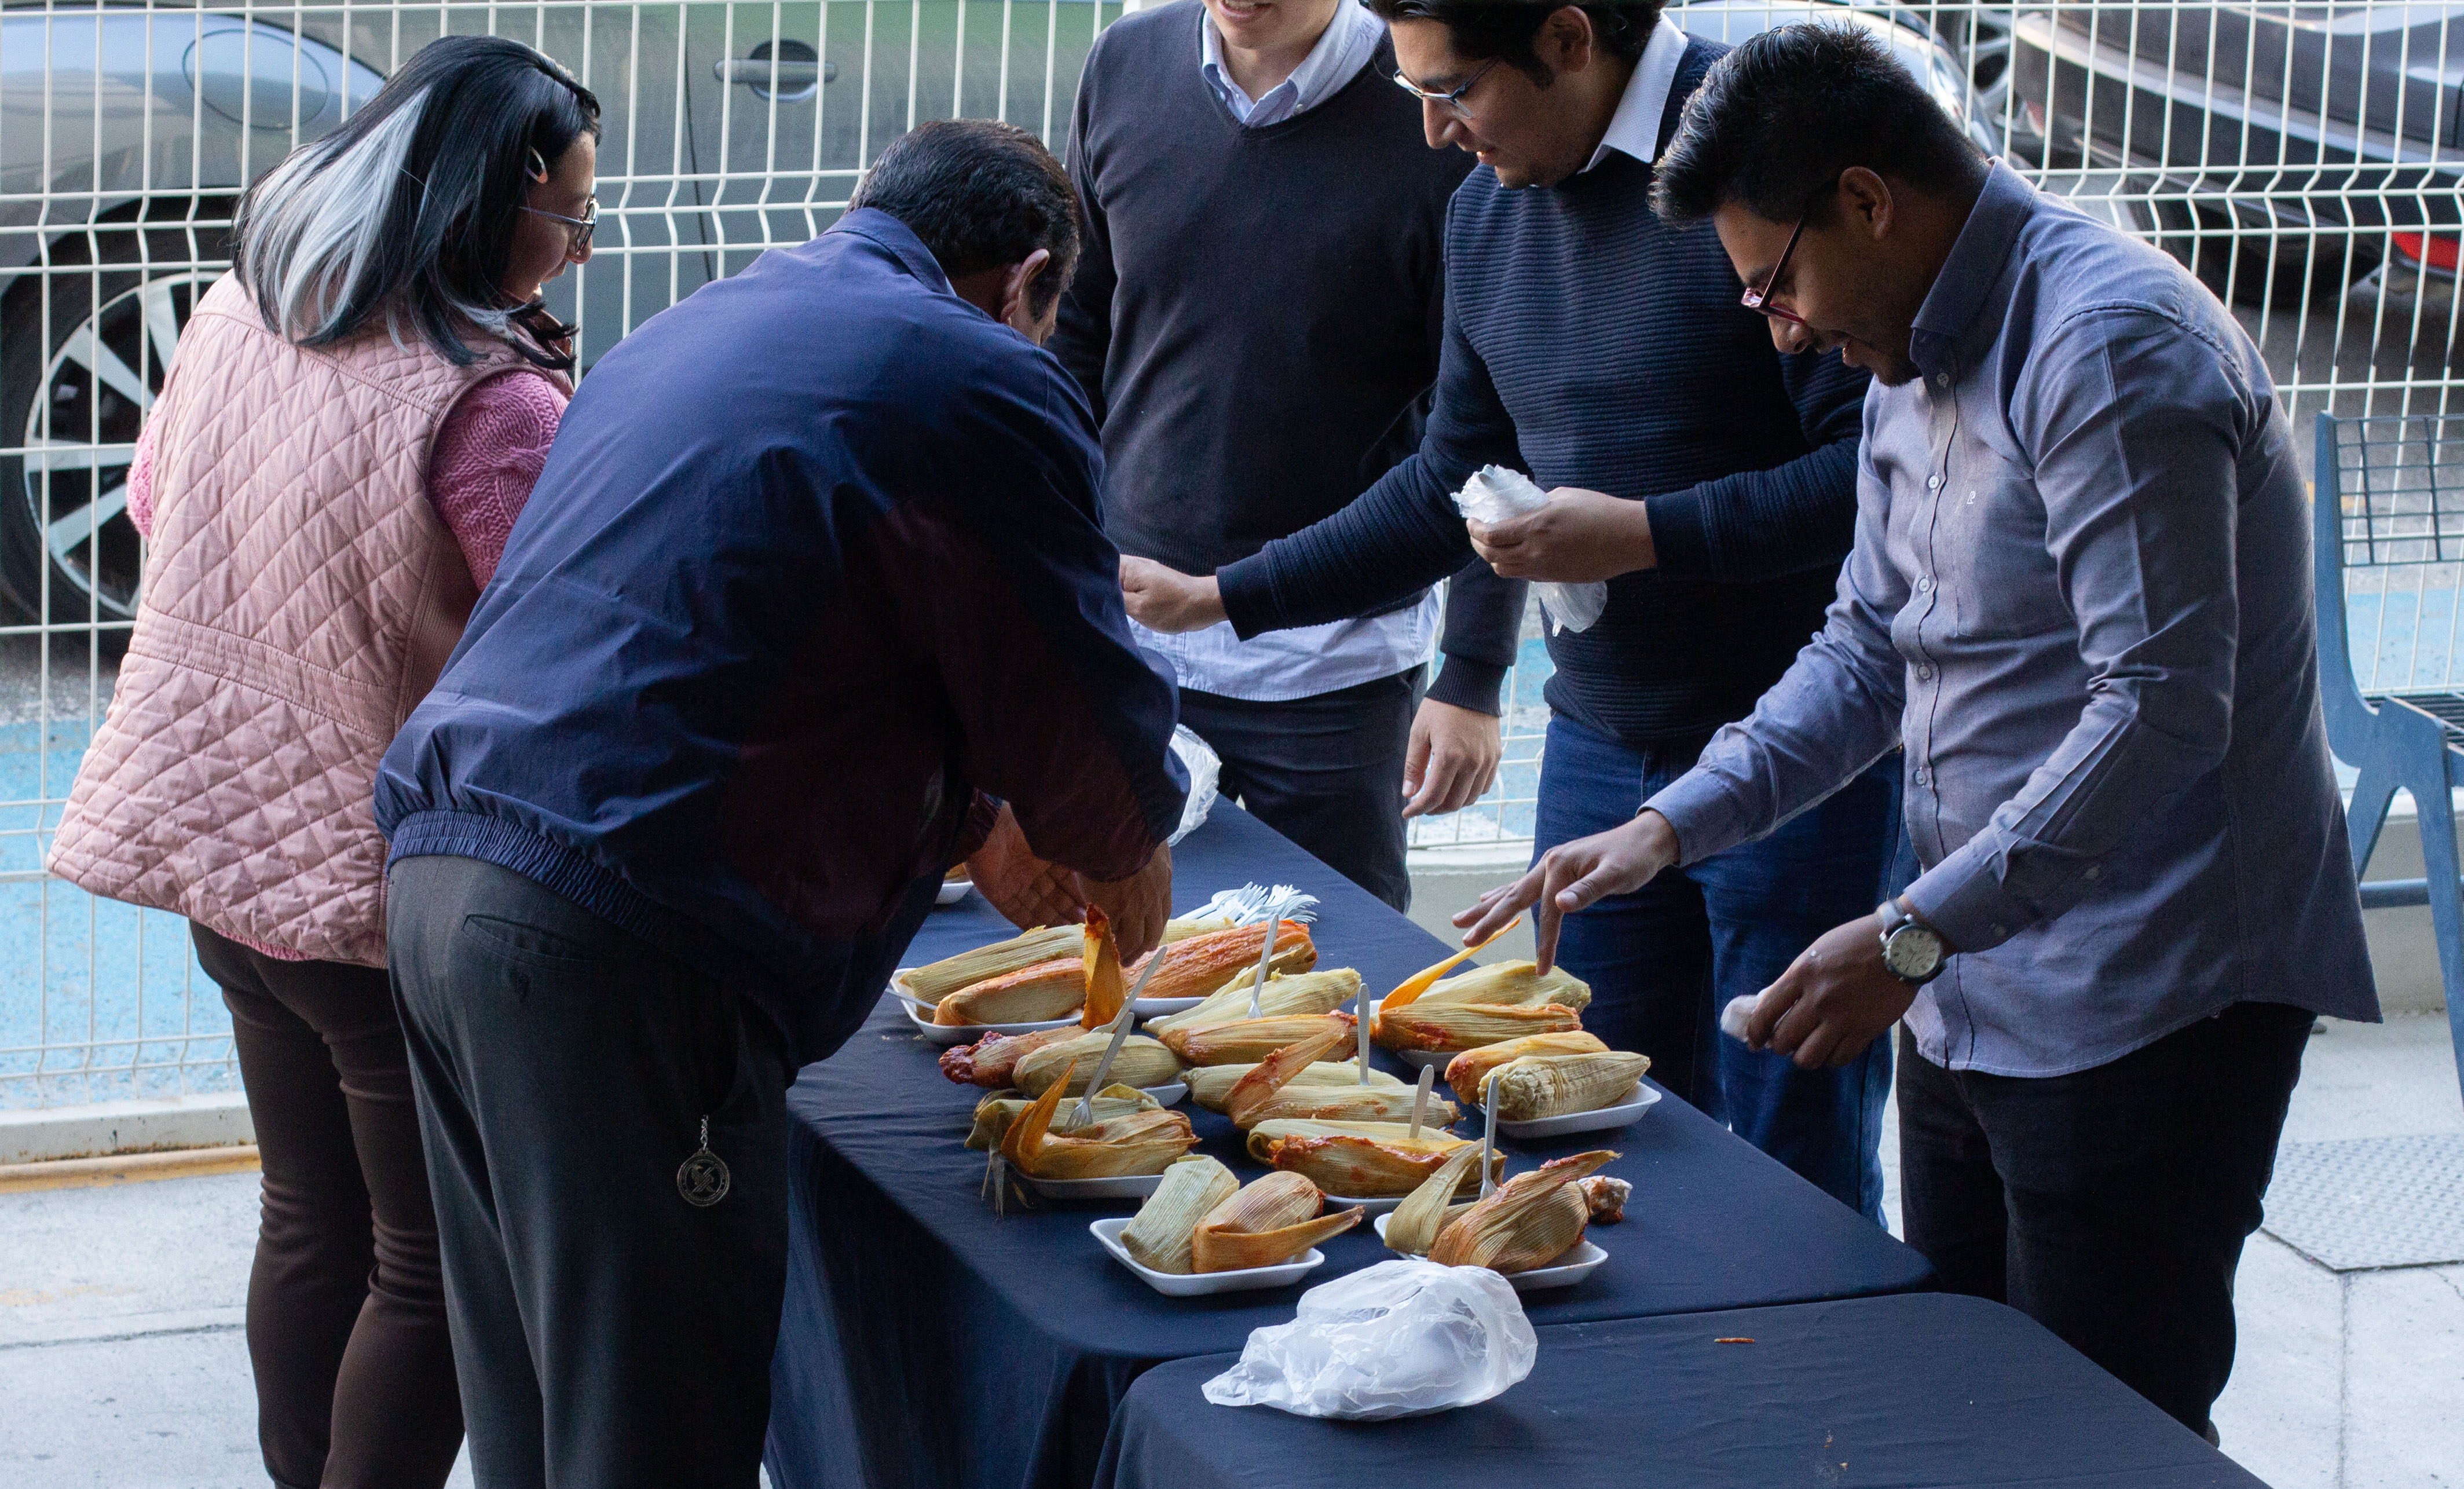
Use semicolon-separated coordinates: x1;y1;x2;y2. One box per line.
127;368;566;958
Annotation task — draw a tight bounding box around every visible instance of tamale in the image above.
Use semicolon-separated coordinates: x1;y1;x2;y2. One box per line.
1121;921;1316;1004
933;956;1084;1026
1428;1150;1620;1273
1191;1172;1364;1272
1158;1013;1356;1067
1120;1157;1242;1274
905;925;1083;1004
1444;1031;1611;1106
1376;1000;1582;1054
939;1025;1079;1087
1184;1059;1403;1113
1145;967;1363;1036
1383;1146;1482;1256
966;1084;1156;1152
998;1062;1198;1179
1488;1051;1652;1120
1249;1119;1495;1198
1011;1033;1182;1097
1221;1023;1458;1130
1577;1176;1631;1224
1413;958;1592;1014
1080;909;1127;1031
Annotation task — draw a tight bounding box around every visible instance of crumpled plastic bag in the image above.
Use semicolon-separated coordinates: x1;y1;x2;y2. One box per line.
1452;465;1610;635
1719;990;1762;1043
1200;1259;1537;1419
1168;726;1220;847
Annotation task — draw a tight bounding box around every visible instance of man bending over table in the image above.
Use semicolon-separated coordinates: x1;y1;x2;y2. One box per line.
1461;25;2377;1443
374;120;1186;1488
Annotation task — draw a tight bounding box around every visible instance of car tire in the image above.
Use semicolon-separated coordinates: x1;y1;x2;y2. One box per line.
2143;196;2381;313
0;198;232;636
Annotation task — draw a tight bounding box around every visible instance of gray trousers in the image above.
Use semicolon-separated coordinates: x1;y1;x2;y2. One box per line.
388;854;790;1489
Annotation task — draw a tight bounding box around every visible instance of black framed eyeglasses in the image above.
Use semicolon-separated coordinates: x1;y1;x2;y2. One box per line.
1391;57;1500;120
521;195;598;252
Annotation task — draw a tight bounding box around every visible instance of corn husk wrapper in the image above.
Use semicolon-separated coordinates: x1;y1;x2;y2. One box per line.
967;1084;1156;1151
1121;1157;1242;1273
1428;1149;1620;1273
1414;959;1592;1014
1220;1023;1458;1131
1145;967;1361;1036
1383;1146;1484;1256
934;956;1084;1026
1159;1013;1355;1067
1123;921;1316;1004
997;1062;1198;1179
1192;1172;1364;1273
906;926;1085;1004
1488;1051;1652;1120
1184;1059;1404;1113
1443;1032;1610;1106
939;1025;1078;1088
1377;1001;1582;1054
1081;910;1126;1030
1012;1033;1181;1097
1247;1118;1496;1198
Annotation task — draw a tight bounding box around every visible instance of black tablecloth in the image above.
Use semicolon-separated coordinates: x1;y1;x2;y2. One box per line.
1096;1294;2267;1489
764;804;1934;1489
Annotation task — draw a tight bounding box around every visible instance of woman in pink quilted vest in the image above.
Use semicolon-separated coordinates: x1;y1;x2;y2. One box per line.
47;35;598;1489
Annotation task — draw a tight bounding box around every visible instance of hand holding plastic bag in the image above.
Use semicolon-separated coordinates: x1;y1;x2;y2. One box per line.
1200;1258;1537;1419
1452;466;1610;635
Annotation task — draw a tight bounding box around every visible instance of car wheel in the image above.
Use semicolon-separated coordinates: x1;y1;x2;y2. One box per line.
2144;196;2381;313
0;201;231;634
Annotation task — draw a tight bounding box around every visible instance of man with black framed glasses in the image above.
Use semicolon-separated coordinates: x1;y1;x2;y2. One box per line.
1120;0;1901;1220
1470;23;2376;1440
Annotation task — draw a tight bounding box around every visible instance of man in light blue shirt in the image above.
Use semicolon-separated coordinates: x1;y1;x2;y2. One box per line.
1460;24;2377;1442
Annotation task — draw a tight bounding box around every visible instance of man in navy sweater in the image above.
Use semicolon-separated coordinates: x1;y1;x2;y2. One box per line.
376;123;1184;1486
1125;0;1898;1217
1056;0;1514;912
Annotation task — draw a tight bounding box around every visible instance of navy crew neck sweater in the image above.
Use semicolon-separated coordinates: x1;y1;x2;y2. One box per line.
1215;39;1872;750
1052;0;1518;712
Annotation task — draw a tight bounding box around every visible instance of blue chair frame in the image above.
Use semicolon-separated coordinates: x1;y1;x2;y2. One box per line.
2314;411;2464;1106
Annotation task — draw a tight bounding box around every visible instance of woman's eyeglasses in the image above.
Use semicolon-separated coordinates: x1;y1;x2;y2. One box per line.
1391;57;1500;120
521;196;598;253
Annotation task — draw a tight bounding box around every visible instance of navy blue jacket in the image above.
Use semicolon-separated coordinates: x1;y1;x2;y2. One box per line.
377;210;1187;1064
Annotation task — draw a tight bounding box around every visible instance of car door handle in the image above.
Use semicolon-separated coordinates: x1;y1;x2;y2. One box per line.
714;58;834;86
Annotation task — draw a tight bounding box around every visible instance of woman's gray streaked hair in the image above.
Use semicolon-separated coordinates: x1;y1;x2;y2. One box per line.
237;91;510;347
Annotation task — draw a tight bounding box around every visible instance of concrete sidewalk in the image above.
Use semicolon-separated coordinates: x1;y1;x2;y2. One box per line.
3;1014;2458;1487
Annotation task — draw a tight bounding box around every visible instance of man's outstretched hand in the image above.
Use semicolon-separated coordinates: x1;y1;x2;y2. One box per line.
1453;810;1682;971
965;805;1174;963
1120;556;1228;634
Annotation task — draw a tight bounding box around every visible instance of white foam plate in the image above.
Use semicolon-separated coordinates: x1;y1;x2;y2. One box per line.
1090;1217;1327;1296
1019;1171;1168;1201
892;974;1081;1047
1319;1191;1409;1217
1496;1085;1660;1140
1140;1081;1187;1107
935;879;974;906
1131;995;1206;1019
1371;1216;1608;1291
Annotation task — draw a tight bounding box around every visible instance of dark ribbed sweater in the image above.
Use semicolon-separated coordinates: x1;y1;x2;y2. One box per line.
1217;39;1872;749
1052;0;1518;712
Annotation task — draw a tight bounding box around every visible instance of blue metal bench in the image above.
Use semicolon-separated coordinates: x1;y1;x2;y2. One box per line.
2314;412;2464;1105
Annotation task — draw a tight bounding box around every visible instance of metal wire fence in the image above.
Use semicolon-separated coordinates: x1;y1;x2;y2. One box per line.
5;0;2461;1104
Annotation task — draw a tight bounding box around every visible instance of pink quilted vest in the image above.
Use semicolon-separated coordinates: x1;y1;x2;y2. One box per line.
47;275;558;967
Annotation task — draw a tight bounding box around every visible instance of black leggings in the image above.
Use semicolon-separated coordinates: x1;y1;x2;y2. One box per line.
196;923;465;1489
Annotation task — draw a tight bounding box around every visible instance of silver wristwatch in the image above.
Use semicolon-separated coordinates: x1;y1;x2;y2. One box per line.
1876;899;1946;986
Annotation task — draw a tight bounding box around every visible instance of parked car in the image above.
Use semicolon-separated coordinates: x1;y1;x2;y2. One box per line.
2008;2;2464;310
0;2;1106;631
1670;0;2003;155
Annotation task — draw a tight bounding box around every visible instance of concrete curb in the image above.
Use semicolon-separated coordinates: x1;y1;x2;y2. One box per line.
0;1144;259;1194
0;1092;255;1164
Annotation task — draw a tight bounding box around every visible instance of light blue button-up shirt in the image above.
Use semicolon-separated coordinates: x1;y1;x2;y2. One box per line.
1199;0;1383;127
1646;163;2378;1076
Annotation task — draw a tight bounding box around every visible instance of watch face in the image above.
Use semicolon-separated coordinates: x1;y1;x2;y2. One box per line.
1884;926;1942;981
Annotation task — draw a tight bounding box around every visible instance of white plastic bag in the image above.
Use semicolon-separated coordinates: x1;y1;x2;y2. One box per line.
1199;1259;1536;1420
1167;726;1220;847
1452;465;1610;635
1719;991;1762;1043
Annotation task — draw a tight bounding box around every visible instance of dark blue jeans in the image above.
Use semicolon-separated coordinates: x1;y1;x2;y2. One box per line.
1533;715;1904;1221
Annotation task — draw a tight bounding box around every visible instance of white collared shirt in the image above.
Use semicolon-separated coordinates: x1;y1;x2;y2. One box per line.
1200;0;1385;127
1581;15;1691;173
1168;0;1441;703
